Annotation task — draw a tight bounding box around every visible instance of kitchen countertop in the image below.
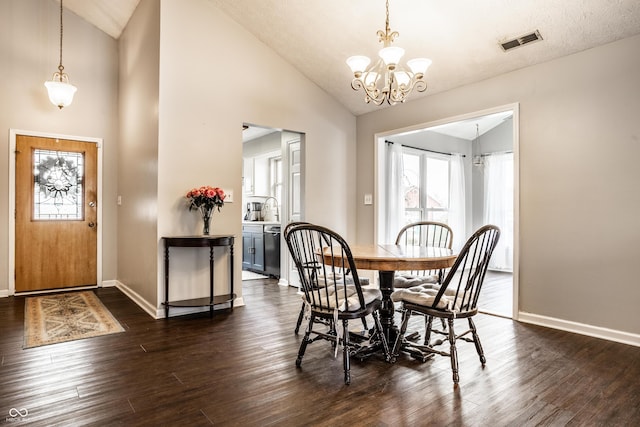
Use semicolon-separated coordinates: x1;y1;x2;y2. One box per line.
242;221;281;226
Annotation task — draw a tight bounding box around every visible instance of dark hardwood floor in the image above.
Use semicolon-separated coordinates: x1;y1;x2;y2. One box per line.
478;270;513;318
1;280;639;426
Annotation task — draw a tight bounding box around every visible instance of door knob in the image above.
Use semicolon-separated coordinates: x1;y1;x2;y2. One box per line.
89;201;96;207
88;222;96;228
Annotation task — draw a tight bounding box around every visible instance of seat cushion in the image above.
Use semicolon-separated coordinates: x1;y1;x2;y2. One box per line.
308;272;370;287
391;283;460;311
306;284;381;312
393;273;438;289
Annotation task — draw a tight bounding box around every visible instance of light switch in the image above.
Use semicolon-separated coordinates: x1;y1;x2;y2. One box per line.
364;194;373;205
224;189;233;203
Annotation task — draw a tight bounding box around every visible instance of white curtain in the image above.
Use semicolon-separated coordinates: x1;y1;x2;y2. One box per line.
448;154;466;252
483;153;513;271
385;143;405;243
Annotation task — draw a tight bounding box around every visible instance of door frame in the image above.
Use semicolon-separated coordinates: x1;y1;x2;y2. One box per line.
373;103;520;320
279;133;304;288
8;129;103;295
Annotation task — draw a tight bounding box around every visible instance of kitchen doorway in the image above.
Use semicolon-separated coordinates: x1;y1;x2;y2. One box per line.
241;124;304;287
374;104;519;319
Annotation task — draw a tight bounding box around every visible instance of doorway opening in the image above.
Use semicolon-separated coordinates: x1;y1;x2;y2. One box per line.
241;124;304;288
374;104;519;319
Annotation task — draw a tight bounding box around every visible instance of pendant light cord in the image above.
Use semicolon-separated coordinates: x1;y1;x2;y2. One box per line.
58;0;64;74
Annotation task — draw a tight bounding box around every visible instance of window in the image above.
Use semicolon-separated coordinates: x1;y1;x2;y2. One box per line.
269;156;283;202
402;149;450;225
33;149;84;220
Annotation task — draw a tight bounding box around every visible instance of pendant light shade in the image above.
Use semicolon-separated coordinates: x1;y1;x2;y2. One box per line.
45;78;77;109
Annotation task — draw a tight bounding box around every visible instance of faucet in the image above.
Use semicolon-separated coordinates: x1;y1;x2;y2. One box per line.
261;197;279;222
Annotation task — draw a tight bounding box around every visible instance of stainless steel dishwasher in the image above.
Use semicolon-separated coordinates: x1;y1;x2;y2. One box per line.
263;225;281;278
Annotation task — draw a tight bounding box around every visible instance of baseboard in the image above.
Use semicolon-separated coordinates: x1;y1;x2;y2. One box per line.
0;289;9;298
114;280;245;319
113;281;158;319
101;280;118;288
277;278;289;287
518;311;640;348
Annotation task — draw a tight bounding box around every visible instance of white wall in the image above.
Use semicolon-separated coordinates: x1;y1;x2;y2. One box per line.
114;0;357;313
0;0;119;294
117;0;160;308
356;34;640;338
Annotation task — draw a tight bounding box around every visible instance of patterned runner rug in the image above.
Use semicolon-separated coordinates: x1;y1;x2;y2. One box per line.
24;291;124;348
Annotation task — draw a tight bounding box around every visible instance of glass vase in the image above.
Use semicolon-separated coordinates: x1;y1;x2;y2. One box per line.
201;207;212;235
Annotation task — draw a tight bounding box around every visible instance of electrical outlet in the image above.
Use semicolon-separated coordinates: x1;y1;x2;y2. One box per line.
364;194;373;205
224;189;233;203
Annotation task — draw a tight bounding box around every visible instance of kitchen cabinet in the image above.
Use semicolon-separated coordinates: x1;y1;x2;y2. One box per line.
263;225;281;277
242;224;264;273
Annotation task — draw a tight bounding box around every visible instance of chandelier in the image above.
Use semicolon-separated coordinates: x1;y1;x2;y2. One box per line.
44;0;77;109
346;0;431;106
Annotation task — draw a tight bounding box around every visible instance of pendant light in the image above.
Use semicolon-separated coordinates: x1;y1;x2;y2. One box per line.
44;0;77;109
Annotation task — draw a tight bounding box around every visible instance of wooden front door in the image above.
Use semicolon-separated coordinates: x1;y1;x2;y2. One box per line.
15;135;98;292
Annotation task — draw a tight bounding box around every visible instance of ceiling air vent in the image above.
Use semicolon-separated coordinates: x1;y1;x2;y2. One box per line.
500;30;543;52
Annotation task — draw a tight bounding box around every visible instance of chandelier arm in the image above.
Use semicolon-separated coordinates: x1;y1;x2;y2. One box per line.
413;79;428;93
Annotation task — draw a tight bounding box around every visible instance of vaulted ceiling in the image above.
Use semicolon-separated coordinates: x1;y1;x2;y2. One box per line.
62;0;640;117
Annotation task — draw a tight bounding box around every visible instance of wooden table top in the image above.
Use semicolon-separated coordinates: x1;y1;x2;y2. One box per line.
323;244;456;272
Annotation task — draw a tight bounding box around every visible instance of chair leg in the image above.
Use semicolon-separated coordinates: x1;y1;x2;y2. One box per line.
294;302;305;335
468;317;486;364
447;318;459;385
424;315;434;345
361;317;369;332
392;308;411;357
296;314;314;367
372;311;392;362
342;319;351;385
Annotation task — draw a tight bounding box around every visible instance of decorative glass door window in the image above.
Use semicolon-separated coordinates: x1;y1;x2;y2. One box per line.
32;149;84;220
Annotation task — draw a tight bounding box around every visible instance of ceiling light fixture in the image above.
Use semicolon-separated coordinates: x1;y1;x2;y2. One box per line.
44;0;77;109
346;0;431;106
473;124;484;167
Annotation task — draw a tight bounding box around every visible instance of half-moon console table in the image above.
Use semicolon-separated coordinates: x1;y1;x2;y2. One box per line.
162;235;235;318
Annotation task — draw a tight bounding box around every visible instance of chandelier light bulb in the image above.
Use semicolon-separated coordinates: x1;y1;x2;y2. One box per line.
346;56;372;76
394;71;410;88
407;58;432;76
379;46;404;67
363;72;380;87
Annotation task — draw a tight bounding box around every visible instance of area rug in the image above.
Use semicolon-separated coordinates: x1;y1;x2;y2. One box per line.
24;291;124;349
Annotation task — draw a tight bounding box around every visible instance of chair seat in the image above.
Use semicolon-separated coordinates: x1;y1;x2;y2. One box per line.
309;273;370;287
305;285;381;312
391;283;460;311
393;273;438;289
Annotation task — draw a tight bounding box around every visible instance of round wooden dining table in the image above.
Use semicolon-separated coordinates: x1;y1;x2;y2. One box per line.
322;244;457;346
